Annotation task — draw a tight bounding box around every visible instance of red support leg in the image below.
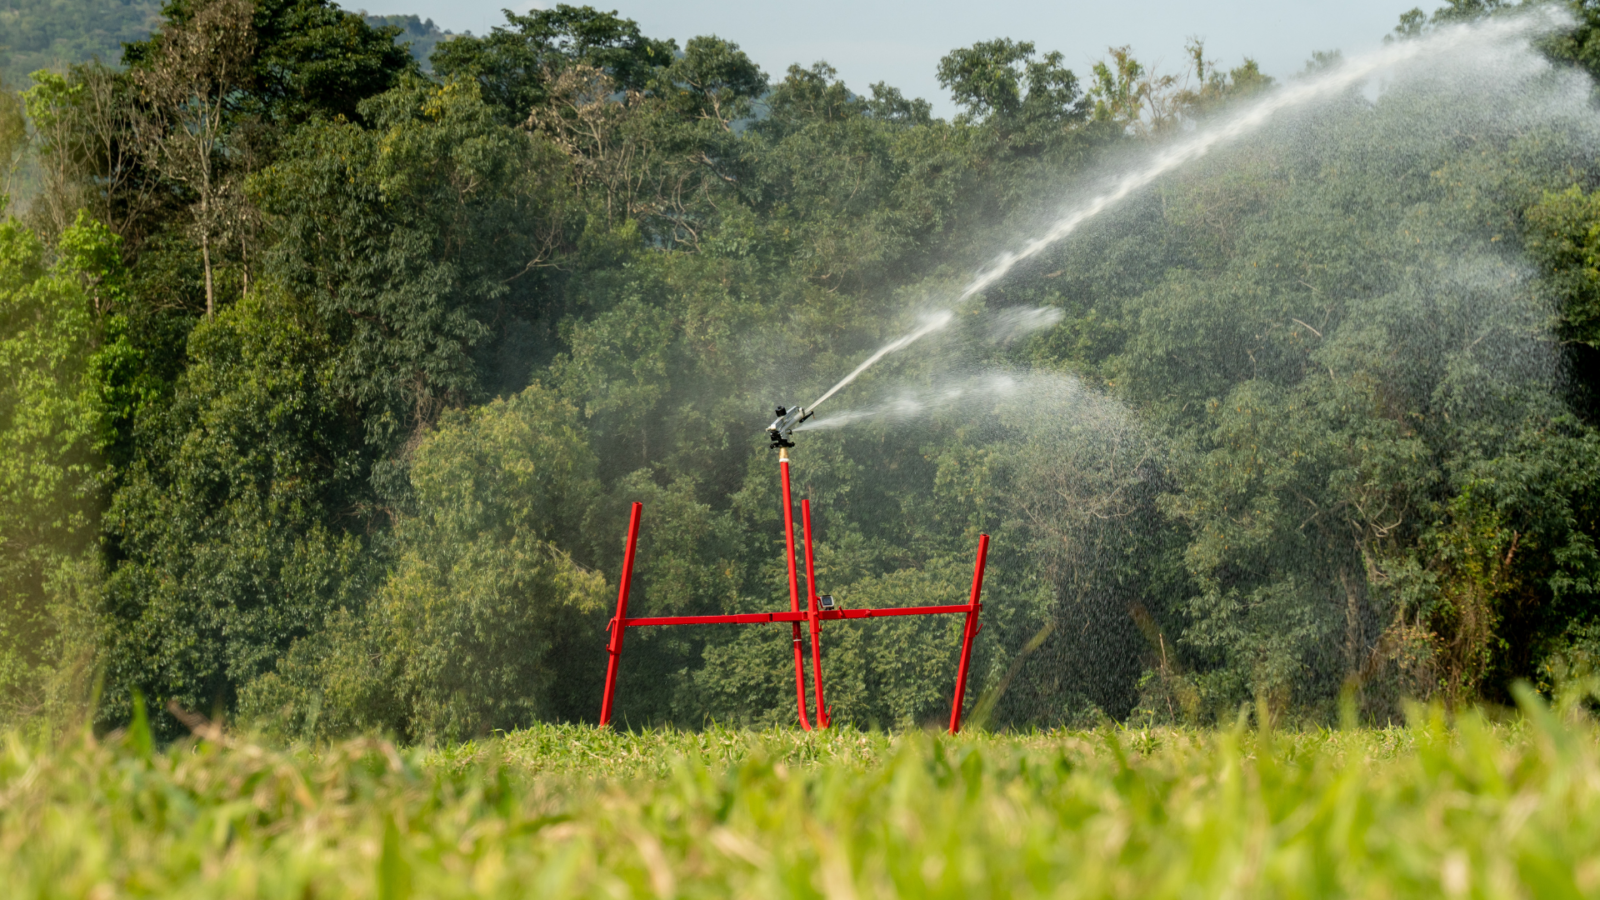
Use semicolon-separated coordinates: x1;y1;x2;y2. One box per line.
599;502;643;727
949;533;990;735
802;499;829;728
779;450;812;730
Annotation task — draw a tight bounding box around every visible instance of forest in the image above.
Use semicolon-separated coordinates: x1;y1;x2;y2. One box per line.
3;0;1600;743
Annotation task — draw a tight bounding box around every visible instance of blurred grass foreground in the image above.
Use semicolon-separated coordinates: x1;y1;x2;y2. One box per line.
6;688;1600;898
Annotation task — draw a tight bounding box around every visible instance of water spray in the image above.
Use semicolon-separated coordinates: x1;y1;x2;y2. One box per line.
803;311;956;417
792;9;1566;432
959;11;1559;302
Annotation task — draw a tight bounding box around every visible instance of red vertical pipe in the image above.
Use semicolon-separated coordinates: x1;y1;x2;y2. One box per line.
780;450;812;731
949;533;990;735
802;499;829;729
599;502;643;727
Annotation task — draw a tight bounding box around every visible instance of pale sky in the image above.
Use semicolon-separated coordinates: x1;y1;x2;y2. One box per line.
355;0;1429;118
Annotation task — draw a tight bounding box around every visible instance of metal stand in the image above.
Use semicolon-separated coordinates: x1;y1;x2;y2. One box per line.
599;453;989;733
949;534;989;735
779;448;813;730
802;499;831;727
598;502;642;727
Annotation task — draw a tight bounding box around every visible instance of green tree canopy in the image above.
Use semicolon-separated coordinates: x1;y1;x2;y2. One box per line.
430;4;674;125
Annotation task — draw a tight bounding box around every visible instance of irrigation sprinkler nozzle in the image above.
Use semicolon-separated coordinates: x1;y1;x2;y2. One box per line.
767;405;813;449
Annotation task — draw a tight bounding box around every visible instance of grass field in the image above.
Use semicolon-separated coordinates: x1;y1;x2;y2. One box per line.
5;689;1600;898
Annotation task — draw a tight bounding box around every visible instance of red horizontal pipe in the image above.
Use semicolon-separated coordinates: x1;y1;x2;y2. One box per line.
825;604;972;620
625;612;799;626
622;603;972;628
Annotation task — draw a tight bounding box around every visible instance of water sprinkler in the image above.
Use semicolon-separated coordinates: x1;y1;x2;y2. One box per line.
596;401;991;734
766;405;813;449
597;344;991;733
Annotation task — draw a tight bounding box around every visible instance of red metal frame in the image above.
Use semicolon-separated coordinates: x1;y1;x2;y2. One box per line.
779;449;812;730
598;502;642;727
949;533;989;735
599;455;990;734
802;499;829;728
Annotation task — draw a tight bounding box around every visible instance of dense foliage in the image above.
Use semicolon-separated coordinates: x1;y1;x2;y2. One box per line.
1;0;1599;739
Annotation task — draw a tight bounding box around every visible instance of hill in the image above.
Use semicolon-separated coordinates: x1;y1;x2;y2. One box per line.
0;2;450;90
361;13;456;71
0;0;161;89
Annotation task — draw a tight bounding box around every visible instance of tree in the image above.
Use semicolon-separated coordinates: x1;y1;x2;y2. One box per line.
240;384;605;740
131;0;256;317
937;38;1088;128
0;212;126;720
431;4;674;125
256;76;572;469
1170;40;1274;119
1084;61;1600;715
20;0;409;259
1087;46;1180;135
651;35;766;129
99;286;372;734
1525;185;1600;350
22;67;163;245
123;0;415;131
0;79;24;209
1525;185;1600;423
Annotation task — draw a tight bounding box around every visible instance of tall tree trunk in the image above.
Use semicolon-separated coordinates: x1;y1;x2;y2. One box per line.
1339;566;1365;680
202;234;213;318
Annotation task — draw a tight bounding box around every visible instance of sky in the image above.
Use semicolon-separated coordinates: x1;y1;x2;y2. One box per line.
356;0;1429;118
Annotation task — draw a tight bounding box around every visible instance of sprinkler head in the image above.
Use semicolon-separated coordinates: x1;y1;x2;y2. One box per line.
766;404;813;449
